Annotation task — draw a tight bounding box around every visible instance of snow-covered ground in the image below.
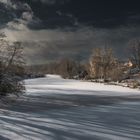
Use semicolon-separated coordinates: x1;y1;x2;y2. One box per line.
0;75;140;140
25;74;140;96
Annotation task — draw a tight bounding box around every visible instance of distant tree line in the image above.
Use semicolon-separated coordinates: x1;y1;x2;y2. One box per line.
35;39;140;83
26;38;140;83
25;58;85;79
25;38;140;87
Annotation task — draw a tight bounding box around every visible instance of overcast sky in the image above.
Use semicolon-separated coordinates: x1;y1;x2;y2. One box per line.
1;0;140;64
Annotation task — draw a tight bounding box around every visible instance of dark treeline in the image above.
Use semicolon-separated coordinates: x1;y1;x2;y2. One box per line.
25;59;87;79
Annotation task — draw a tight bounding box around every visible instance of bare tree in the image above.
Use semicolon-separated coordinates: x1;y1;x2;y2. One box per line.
128;39;140;68
89;48;103;79
89;47;118;81
0;34;25;96
57;58;80;79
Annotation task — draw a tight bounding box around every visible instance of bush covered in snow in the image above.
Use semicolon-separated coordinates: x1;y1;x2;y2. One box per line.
0;73;25;96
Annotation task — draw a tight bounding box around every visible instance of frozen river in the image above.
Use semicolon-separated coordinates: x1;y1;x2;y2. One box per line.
0;75;140;140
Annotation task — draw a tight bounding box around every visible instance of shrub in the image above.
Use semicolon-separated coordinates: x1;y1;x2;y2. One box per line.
0;74;25;96
0;35;25;96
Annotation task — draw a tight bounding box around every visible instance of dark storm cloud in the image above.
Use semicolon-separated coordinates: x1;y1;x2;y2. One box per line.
0;1;16;27
1;0;140;64
19;0;140;29
0;0;43;30
31;0;69;5
2;0;140;29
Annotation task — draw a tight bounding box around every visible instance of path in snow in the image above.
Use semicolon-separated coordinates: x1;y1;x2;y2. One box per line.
0;75;140;140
